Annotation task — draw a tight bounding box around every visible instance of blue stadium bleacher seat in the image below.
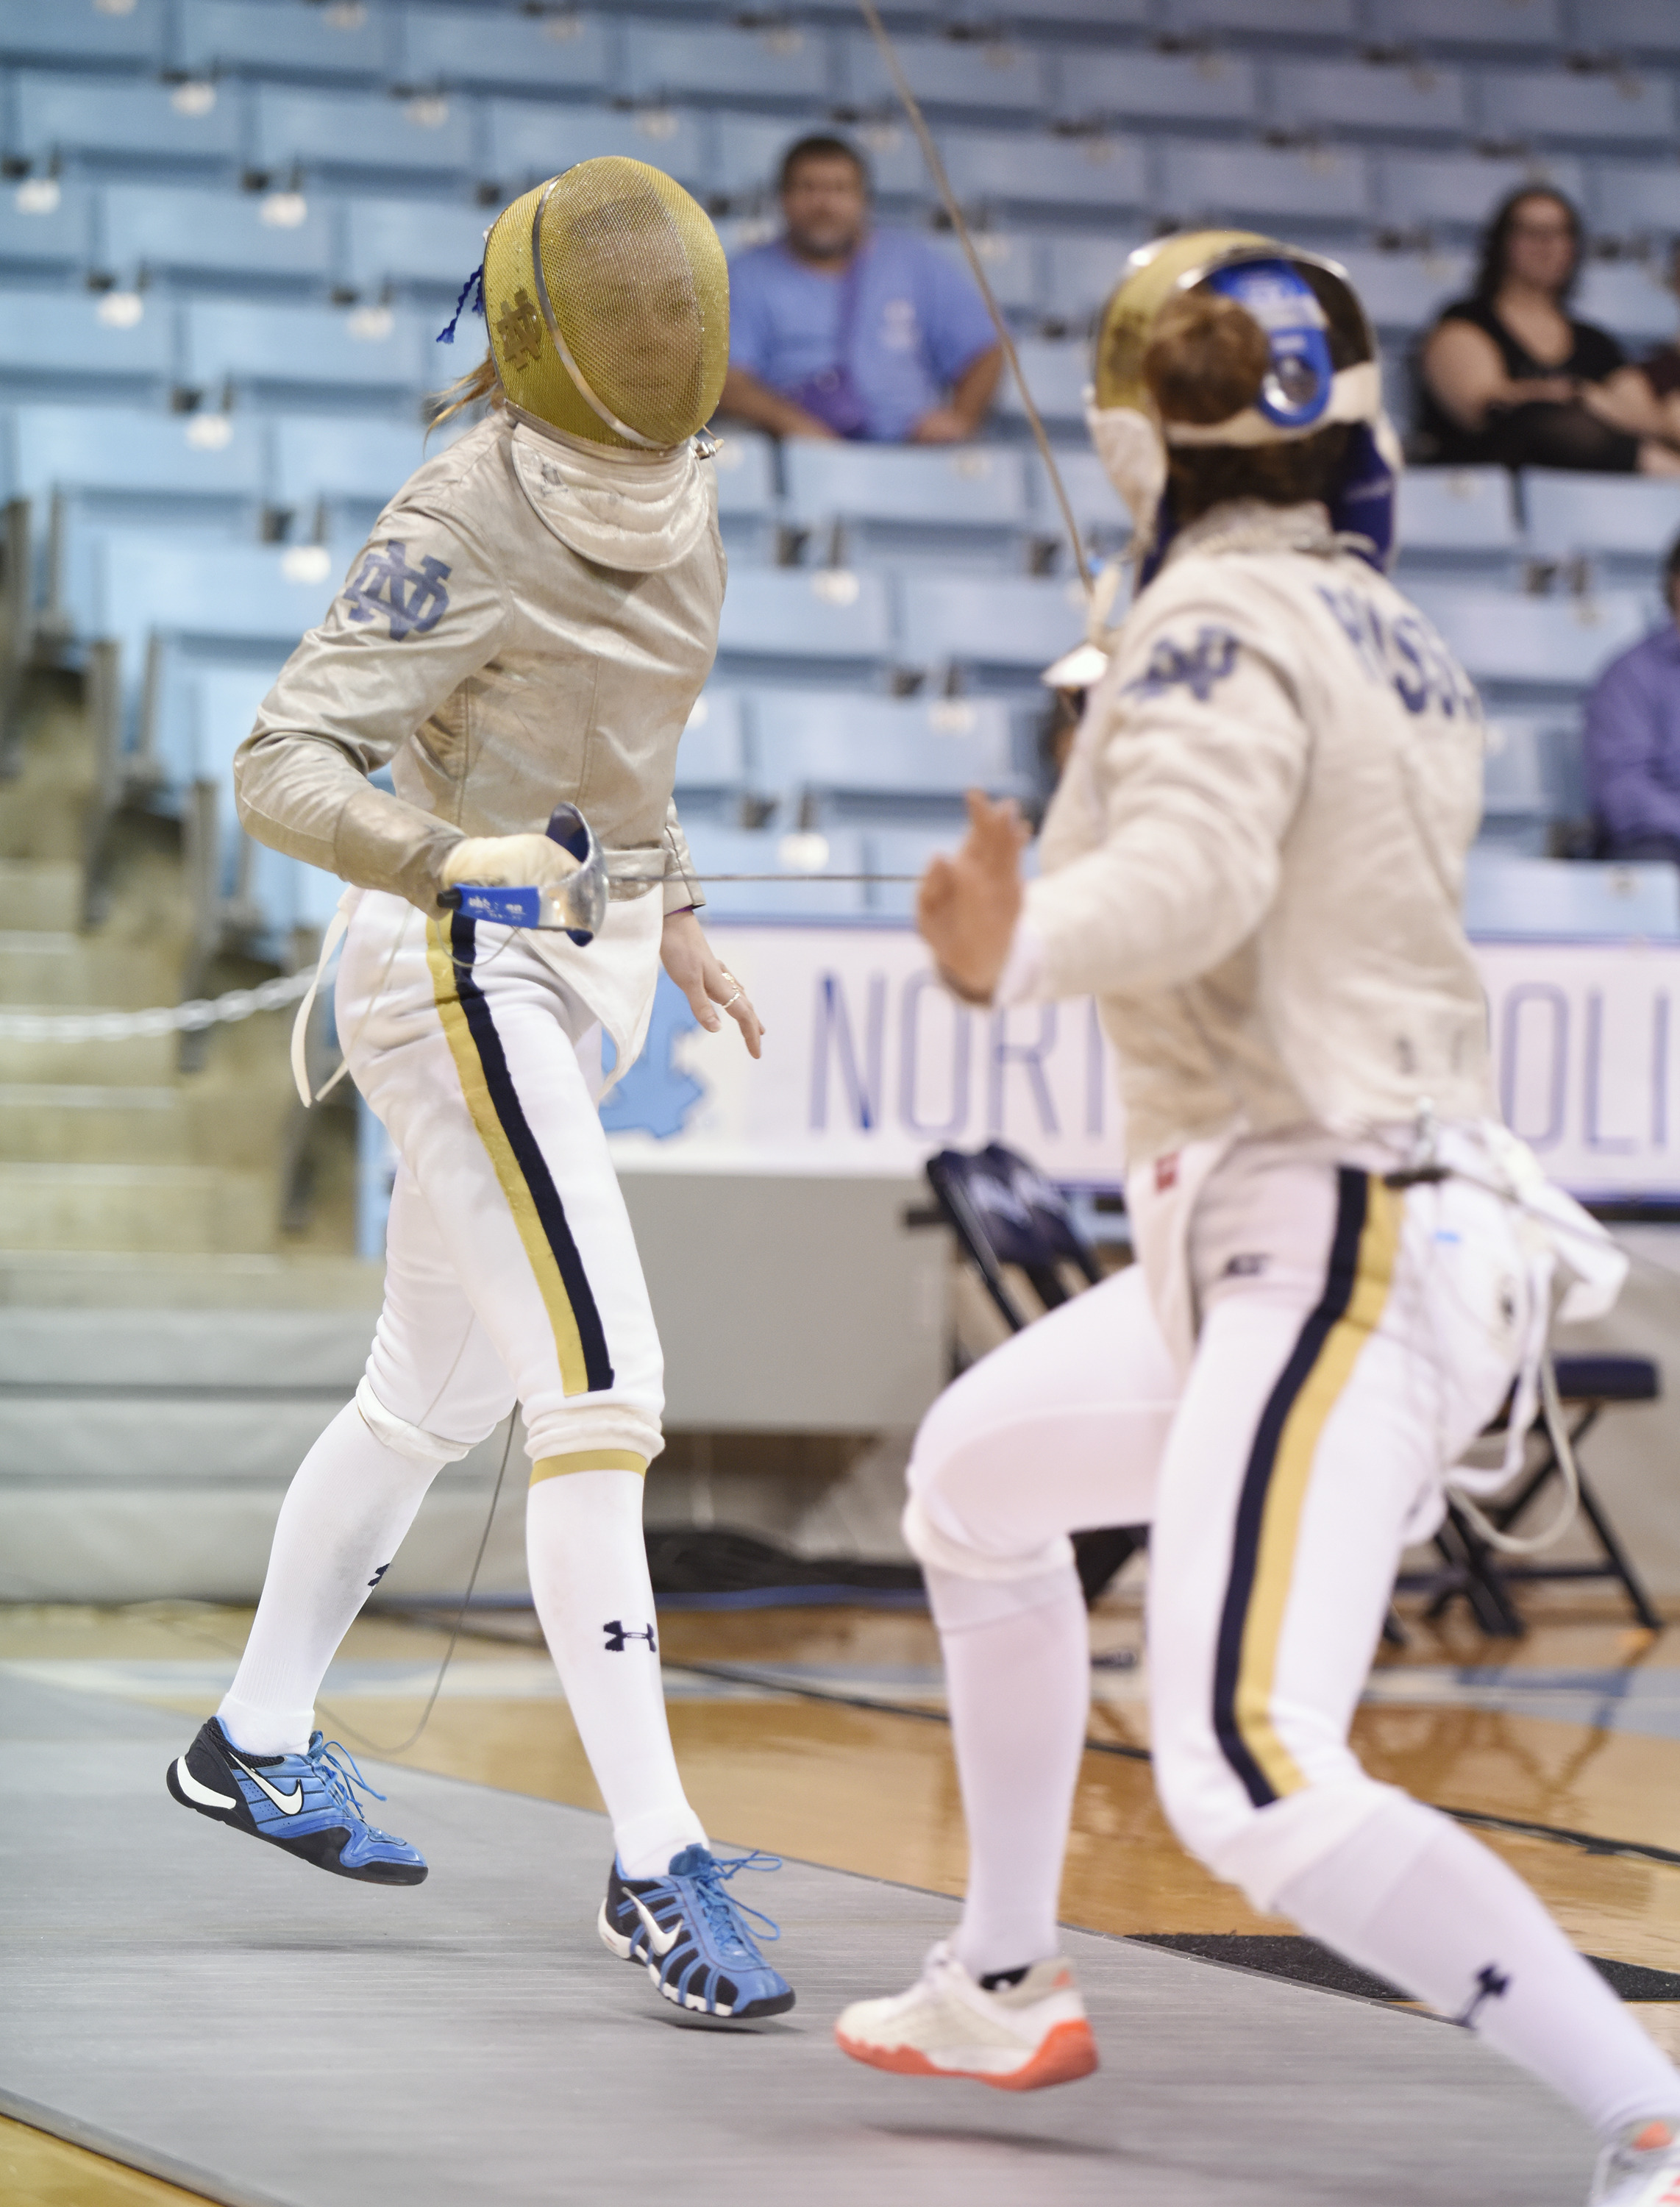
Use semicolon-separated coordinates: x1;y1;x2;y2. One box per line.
626;24;834;108
0;177;93;278
398;8;612;96
343;197;491;302
183;299;425;402
14;71;244;171
1053;48;1260;129
1163;0;1358;32
1591;163;1680;238
1377;152;1585;235
711;114;931;205
1159;141;1371;232
997;339;1086;428
0;0;165;66
930;230;1042;321
680;823;868;920
1370;0;1565;46
11;403;269;630
0;289;174;400
1273;60;1470;138
486;100;709;198
1573;260;1676;346
1331;248;1471;335
672;691;750;809
1480;715;1580;847
899;573;1084;682
861;822;1036;920
1044;235;1144;333
1589;0;1680;59
270;413;444;535
1031;450;1131;552
1480;68;1676;149
1395;466;1520;564
1409;584;1652;689
782;443;1033;533
1523;472;1680;566
939;129;1149;219
177;0;388;81
951;0;1149;22
100;184;336;290
252;87;477;183
749;689;1024;821
843;32;1048;117
709;432;777;522
1463;850;1680;939
715;567;894;670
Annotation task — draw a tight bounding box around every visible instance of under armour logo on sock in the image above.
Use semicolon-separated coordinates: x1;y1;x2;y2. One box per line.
367;1564;390;1590
602;1619;657;1654
1454;1963;1511;2029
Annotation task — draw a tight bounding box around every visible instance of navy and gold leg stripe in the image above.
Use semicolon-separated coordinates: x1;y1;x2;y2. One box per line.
426;912;613;1396
1211;1168;1401;1808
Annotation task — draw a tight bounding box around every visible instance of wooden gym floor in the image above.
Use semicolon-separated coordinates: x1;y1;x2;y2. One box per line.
3;1586;1677;2202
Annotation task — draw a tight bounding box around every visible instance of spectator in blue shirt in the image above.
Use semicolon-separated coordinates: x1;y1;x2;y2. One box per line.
1584;534;1680;859
720;135;1003;445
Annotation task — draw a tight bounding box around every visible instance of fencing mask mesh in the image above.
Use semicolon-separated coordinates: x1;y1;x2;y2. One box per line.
483;157;728;450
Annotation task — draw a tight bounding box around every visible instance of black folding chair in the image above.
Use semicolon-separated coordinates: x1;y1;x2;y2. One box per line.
925;1142;1144;1607
1398;1355;1662;1636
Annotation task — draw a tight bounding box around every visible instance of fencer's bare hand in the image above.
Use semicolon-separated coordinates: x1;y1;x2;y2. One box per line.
917;791;1028;1006
661;910;764;1059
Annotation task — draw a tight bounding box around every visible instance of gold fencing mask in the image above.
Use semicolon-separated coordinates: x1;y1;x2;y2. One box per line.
483;157;729;449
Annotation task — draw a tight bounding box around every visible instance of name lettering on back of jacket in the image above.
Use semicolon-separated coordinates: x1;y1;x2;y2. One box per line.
344;539;452;641
1122;625;1240;703
1315;583;1477;722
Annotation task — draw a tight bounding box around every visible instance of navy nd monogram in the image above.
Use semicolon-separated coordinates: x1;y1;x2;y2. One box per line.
344;540;452;641
1122;625;1241;703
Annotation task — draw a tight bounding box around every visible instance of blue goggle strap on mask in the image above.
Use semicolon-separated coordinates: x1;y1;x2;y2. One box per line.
1203;257;1335;432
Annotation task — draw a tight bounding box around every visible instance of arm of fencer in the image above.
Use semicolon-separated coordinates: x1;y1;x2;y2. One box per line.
660;796;705;914
1019;602;1307;1003
233;506;510;914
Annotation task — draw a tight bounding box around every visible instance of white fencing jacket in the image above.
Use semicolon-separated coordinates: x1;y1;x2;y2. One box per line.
1008;500;1496;1165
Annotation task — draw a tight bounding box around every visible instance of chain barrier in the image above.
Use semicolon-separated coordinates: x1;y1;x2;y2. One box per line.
0;968;313;1042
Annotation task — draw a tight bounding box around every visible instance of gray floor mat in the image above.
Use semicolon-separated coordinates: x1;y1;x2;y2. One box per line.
0;1672;1595;2207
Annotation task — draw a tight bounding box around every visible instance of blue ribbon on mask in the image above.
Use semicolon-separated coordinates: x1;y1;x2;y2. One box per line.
436;261;485;346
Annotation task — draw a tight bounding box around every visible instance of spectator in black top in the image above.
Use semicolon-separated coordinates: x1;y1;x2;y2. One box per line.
1416;188;1680;475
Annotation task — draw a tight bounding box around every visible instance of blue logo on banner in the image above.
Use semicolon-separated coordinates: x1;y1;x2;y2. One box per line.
599;972;706;1141
344;540;452;640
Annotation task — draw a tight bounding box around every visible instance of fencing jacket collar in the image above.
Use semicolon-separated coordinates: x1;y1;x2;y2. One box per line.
505;405;713;572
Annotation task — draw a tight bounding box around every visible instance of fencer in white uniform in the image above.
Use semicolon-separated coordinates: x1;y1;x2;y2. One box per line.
836;232;1680;2201
165;159;794;2022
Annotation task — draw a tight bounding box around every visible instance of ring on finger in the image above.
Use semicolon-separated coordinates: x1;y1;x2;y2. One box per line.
722;987;744;1010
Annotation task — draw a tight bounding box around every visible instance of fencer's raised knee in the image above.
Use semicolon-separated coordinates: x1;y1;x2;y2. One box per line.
1150;1723;1403;1916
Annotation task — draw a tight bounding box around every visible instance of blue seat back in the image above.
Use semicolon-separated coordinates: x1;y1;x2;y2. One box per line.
344;198;491;299
899;573;1083;675
1370;0;1565;44
1408;586;1652;689
252;87;477;180
0;0;165;65
716;568;894;664
940;128;1147;216
179;0;387;78
0;179;93;274
680;824;867;918
13;405;267;501
1056;47;1259;127
184;299;424;394
782;443;1032;530
488;99;710;196
398;8;612;94
1481;66;1674;146
1161;139;1370;227
0;289;174;391
102;183;336;287
1397;468;1518;555
627;24;833;106
710;432;778;520
1273;58;1469;135
1378;152;1585;233
843;33;1046;114
672;691;748;797
15;71;243;166
271;414;438;514
1464;850;1680;939
997;339;1087;425
1523;472;1680;562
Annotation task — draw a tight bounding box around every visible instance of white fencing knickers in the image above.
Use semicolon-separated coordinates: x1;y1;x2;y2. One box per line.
220;889;707;1877
904;1129;1529;1912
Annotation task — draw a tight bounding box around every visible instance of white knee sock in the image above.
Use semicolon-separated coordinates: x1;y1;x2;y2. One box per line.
525;1469;705;1879
925;1560;1089;1982
1277;1793;1680;2142
218;1403;440;1756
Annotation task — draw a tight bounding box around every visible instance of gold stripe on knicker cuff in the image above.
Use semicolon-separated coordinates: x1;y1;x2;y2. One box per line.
530;1450;649;1485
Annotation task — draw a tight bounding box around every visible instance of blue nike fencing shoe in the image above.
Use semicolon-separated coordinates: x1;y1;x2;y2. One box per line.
599;1845;794;2018
167;1716;427;1885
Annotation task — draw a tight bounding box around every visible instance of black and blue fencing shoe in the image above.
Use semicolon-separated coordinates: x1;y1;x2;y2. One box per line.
167;1716;427;1886
599;1845;794;2018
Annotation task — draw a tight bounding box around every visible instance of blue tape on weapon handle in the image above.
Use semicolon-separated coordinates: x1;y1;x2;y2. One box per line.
452;884;543;928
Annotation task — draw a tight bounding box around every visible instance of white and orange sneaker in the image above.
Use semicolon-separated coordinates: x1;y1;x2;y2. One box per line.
835;1940;1098;2092
1592;2119;1680;2206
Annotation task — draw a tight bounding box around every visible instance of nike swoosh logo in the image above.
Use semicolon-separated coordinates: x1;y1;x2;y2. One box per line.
241;1763;305;1816
174;1757;236;1811
630;1892;680;1958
